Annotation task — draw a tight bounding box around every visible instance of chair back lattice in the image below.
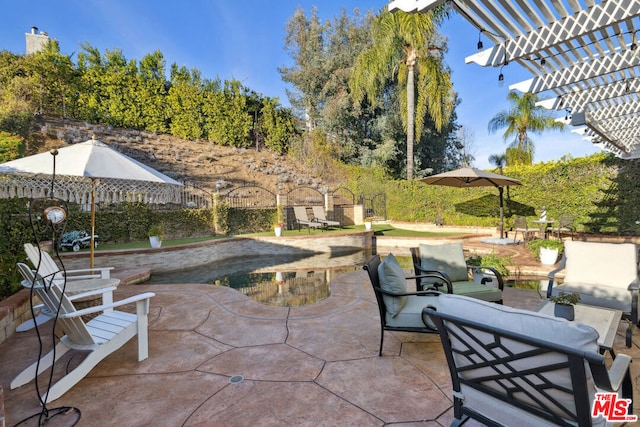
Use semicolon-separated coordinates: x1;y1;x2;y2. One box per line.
16;263;95;346
425;307;603;427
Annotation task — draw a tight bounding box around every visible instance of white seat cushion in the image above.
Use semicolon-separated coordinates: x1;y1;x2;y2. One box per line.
386;295;439;329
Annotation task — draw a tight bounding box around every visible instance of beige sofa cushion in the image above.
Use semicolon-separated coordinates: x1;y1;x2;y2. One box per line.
564;241;638;287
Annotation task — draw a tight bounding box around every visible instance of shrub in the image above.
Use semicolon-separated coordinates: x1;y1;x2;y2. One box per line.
466;253;511;277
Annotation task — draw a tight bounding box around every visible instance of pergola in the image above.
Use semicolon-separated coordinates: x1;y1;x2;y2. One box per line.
389;0;640;159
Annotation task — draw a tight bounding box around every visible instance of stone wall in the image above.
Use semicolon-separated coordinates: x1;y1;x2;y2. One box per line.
0;289;36;346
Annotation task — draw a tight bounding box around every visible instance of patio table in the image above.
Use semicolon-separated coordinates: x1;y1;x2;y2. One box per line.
531;219;555;239
536;301;622;357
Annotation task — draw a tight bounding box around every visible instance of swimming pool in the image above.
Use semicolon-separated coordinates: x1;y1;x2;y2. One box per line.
146;249;372;307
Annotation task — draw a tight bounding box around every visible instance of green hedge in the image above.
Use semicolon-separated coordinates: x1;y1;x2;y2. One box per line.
367;153;639;235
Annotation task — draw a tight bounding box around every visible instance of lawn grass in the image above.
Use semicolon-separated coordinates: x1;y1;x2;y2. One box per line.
95;236;222;251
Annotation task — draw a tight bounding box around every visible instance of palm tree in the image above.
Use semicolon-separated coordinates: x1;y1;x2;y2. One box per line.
488;92;564;163
349;9;454;180
488;153;507;174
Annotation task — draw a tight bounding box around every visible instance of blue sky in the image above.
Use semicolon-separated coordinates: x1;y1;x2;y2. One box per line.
2;0;600;169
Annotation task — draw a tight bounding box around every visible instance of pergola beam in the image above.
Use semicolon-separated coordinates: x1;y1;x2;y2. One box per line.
537;78;640;111
510;50;640;94
465;2;640;67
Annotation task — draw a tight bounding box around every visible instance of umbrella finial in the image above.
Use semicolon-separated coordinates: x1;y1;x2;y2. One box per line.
49;148;58;156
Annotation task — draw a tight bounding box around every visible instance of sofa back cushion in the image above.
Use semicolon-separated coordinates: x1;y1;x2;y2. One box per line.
378;253;407;318
564;241;638;288
419;242;469;282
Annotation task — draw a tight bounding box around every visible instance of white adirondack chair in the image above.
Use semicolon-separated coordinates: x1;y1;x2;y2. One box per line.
24;242;115;281
18;243;120;331
12;263;155;403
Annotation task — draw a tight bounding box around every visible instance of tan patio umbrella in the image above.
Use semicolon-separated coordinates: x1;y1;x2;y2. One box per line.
420;167;521;239
0;137;182;267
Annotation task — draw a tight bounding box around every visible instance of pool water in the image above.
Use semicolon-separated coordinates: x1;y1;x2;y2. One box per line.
146;250;371;307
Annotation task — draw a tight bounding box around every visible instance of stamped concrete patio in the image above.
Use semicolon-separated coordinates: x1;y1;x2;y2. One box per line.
1;260;639;426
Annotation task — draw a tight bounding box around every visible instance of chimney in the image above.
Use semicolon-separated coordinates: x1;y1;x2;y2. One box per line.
31;26;38;34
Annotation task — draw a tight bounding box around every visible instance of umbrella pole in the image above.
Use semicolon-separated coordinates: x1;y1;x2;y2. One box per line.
498;187;505;239
90;185;95;269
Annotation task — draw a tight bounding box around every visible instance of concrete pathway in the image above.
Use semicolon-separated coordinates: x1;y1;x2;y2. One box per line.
1;266;639;426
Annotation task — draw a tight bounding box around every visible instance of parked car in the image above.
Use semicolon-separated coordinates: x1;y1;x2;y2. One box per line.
59;230;98;252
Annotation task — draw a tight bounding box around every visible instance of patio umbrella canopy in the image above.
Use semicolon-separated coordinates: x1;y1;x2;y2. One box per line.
0;137;182;266
420;167;521;239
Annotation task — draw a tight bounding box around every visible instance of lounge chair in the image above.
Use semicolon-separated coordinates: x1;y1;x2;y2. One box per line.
293;206;323;231
410;243;503;303
18;243;120;331
424;294;634;427
12;263;155;403
547;240;639;347
311;206;340;228
363;254;448;356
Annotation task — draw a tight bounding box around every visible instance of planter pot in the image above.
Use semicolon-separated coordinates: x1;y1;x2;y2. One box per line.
149;236;162;248
274;226;283;237
364;221;372;230
554;303;575;320
539;247;559;265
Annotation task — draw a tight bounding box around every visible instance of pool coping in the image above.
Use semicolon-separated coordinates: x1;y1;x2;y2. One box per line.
59;230;376;273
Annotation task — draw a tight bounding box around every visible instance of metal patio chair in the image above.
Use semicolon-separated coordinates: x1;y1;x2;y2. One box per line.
424;294;634;427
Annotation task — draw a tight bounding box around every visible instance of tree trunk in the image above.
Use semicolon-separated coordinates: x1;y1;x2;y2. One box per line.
406;63;415;180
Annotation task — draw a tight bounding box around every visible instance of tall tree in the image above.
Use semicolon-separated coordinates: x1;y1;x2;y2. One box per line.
138;51;168;133
349;9;454;180
167;64;204;140
487;91;565;164
279;7;328;133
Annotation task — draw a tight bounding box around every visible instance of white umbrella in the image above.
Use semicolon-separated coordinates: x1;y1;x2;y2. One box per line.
0;137;182;267
420;167;521;239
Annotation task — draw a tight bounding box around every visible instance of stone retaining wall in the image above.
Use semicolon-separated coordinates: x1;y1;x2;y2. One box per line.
0;290;34;346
